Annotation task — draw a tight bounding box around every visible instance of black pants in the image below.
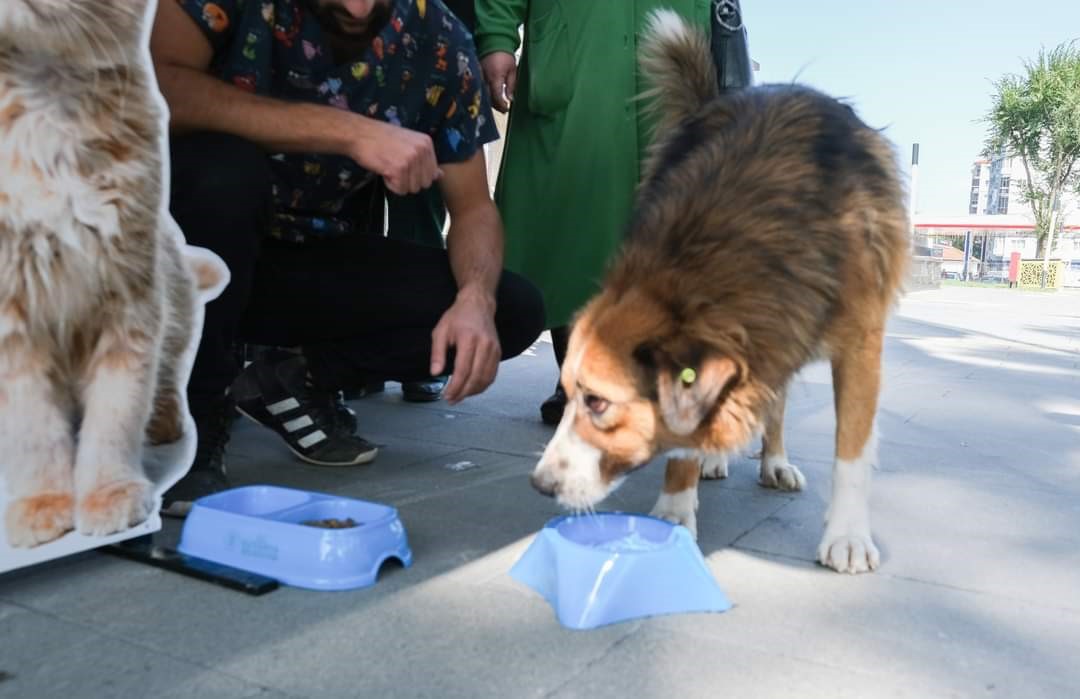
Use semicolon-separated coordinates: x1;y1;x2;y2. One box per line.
169;132;545;399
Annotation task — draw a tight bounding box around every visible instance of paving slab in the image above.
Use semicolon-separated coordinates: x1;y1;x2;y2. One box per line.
1;287;1078;698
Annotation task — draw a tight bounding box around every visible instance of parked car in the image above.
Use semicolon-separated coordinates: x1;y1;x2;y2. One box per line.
981;259;1010;283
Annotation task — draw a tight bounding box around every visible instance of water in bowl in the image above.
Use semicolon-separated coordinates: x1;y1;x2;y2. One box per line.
593;530;667;552
556;514;675;552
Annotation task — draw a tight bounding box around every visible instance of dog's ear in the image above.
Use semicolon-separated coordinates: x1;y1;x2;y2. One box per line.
183;245;231;302
650;343;738;435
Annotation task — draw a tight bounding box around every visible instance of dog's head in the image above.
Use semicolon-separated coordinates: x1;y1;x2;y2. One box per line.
532;287;755;510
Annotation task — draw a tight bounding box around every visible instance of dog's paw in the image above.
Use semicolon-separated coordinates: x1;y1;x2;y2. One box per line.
759;456;806;491
650;490;698;538
817;525;880;574
700;453;729;480
77;479;153;537
4;493;75;548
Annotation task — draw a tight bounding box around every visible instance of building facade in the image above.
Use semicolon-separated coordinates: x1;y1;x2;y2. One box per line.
970;151;1080;217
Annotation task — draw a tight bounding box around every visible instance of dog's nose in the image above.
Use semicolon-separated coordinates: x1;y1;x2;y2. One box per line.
530;471;557;497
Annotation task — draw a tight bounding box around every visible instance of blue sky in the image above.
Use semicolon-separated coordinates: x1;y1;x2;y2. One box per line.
741;0;1080;216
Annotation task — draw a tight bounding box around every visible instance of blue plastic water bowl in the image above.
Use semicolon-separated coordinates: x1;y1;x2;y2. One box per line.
510;512;731;630
178;485;412;591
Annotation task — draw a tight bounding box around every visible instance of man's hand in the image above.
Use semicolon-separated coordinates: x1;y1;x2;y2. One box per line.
430;291;501;404
481;51;517;113
347;118;443;195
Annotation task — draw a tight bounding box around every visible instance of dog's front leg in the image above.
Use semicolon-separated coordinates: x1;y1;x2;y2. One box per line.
650;456;701;537
819;337;882;574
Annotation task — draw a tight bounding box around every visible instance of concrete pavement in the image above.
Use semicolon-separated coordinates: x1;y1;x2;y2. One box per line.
1;285;1078;699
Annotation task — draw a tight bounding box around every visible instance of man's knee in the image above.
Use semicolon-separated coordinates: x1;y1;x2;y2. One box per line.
496;271;546;360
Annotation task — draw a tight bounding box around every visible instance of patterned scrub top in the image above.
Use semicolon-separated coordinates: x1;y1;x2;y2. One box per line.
178;0;498;242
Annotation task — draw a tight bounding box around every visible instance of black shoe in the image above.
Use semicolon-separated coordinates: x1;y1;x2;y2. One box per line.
161;393;235;518
540;384;568;426
242;348;357;435
402;376;448;403
334;390;358;435
342;379;386;401
231;354;379;466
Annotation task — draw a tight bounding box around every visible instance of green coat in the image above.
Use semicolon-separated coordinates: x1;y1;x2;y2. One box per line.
476;0;713;328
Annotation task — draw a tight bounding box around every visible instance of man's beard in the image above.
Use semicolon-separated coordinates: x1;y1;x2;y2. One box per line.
306;0;392;43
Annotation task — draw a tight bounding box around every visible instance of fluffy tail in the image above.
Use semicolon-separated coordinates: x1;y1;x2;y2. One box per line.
638;9;718;130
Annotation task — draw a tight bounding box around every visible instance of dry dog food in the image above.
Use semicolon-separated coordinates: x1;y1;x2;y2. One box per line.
300;518;359;529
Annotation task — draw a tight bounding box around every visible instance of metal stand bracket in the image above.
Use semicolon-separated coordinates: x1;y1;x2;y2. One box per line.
103;536;279;596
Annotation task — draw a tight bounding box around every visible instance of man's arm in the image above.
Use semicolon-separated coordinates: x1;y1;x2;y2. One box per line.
475;0;528;112
429;150;504;403
149;1;438;194
443;151;503;313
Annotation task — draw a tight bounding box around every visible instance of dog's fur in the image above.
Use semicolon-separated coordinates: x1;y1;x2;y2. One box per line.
0;0;228;547
531;10;909;574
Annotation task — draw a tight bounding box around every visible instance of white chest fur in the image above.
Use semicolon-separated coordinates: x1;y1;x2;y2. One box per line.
0;53;163;318
6;69;116;226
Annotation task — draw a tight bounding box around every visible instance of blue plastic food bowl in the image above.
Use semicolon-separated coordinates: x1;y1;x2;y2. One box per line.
510;512;731;630
178;485;412;591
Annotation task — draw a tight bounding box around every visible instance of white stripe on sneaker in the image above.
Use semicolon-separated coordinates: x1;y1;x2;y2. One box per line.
282;415;314;433
266;397;300;415
297;430;327;449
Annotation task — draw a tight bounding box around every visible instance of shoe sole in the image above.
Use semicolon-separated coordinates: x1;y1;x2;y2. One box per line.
291;445;378;467
402;392;443;403
235;407;379;467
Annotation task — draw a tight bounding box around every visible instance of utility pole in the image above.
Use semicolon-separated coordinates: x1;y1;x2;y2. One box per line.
909;143;920;243
962;231;972;281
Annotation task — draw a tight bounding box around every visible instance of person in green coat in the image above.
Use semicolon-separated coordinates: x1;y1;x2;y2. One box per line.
475;0;753;423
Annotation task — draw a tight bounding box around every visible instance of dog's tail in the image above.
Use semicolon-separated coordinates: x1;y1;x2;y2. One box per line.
638;9;718;130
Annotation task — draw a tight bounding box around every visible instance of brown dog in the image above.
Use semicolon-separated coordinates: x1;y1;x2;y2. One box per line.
530;10;909;574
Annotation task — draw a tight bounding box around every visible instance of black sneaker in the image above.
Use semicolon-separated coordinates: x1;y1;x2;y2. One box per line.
232;354;379;466
540;384;568;426
334;390;359;435
245;347;358;435
161;393;235;518
342;379;386;400
402;375;448;403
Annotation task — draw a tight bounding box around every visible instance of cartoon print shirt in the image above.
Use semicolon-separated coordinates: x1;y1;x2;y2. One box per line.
178;0;498;242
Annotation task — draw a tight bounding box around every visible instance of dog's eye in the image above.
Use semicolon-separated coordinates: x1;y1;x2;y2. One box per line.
584;394;610;415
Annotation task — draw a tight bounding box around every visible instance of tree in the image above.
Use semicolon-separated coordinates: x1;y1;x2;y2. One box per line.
983;41;1080;259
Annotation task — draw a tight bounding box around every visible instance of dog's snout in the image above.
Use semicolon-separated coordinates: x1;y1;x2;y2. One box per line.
530;470;558;497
